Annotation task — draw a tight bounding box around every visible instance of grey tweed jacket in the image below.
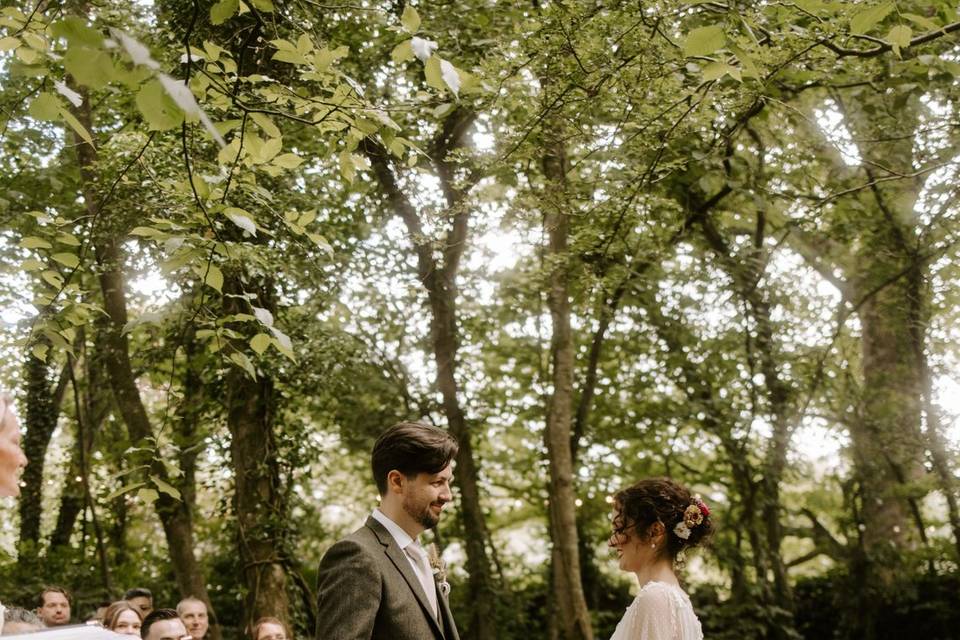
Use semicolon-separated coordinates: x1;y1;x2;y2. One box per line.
315;516;460;640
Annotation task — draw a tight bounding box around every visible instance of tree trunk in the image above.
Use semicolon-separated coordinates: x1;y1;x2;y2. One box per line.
68;85;221;640
364;132;499;640
224;279;291;633
541;137;593;640
18;349;69;559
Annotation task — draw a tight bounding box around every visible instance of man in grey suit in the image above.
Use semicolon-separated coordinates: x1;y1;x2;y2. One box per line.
315;421;461;640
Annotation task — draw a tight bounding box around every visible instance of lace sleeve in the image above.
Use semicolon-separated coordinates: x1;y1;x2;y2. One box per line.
616;584;678;640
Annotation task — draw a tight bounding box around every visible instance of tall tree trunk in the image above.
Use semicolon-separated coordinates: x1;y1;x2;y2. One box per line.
68;85;221;640
224;279;291;632
364;127;499;640
541;136;593;640
18;349;69;559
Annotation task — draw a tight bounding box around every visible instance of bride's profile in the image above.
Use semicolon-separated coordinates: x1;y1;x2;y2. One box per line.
607;477;712;640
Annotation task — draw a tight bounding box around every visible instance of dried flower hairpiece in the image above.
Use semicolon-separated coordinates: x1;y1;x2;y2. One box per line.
672;495;710;540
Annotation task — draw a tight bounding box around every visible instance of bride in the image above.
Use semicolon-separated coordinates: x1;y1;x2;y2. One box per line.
607;478;712;640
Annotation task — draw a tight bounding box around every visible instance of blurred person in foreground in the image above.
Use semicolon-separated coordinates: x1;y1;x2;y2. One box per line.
176;598;208;640
1;607;44;635
123;589;154;620
104;601;144;636
0;392;27;497
35;587;71;627
607;477;713;640
141;609;189;640
250;617;290;640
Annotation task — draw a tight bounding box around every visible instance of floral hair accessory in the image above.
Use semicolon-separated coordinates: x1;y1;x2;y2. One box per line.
674;497;710;540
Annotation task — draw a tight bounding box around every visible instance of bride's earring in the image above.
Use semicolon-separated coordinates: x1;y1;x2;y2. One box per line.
651;543;656;549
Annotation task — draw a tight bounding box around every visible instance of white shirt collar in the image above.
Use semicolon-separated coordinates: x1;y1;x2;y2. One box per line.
371;508;418;550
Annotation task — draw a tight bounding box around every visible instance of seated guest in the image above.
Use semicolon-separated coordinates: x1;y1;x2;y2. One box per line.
176;598;208;640
88;600;112;624
141;609;188;640
1;607;44;635
104;601;143;636
35;586;71;627
250;617;289;640
123;588;153;619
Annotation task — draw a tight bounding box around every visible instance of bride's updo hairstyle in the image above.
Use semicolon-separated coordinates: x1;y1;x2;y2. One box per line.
613;477;713;560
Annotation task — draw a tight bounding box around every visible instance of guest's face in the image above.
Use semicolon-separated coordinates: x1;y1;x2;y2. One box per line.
112;609;143;636
256;622;287;640
0;398;27;496
37;591;71;626
179;601;209;640
146;619;189;640
129;596;153;618
399;462;454;530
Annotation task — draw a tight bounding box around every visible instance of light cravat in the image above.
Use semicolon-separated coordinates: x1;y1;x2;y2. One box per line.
405;540;439;619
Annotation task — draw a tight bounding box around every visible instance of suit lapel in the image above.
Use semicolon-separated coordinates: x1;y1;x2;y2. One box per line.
438;585;459;640
365;517;446;639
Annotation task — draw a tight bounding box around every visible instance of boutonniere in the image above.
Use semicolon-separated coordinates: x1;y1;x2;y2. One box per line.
426;543;451;597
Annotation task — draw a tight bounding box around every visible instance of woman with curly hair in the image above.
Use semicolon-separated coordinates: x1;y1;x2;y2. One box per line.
607;478;713;640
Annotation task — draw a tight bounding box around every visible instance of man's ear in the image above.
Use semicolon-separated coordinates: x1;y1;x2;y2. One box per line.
386;469;405;494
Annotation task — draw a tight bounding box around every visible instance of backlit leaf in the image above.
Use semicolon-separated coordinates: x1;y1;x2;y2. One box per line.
683;25;726;57
20;236;53;250
401;5;421;33
850;2;894;35
250;333;271;355
51;252;80;269
210;0;239;24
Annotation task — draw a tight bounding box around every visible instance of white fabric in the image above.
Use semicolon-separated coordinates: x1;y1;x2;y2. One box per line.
370;509;439;617
609;581;703;640
405;540;440;618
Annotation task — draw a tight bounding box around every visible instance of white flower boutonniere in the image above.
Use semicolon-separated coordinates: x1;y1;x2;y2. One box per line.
426;543;451;597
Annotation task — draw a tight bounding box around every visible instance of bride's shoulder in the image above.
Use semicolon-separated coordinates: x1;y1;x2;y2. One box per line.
633;582;688;609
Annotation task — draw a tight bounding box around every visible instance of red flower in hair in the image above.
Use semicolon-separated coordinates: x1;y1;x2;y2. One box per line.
696;496;710;517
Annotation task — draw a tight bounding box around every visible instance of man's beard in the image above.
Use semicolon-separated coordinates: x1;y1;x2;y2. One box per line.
405;497;442;529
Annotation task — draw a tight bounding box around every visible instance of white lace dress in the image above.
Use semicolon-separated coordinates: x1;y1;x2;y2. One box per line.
609;581;703;640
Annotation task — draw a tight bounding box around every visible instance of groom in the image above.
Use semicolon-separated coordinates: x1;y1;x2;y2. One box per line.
315;421;461;640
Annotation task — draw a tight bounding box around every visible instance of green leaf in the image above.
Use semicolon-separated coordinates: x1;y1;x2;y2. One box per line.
250;0;274;11
28;93;62;121
272;153;304;169
104;482;145;501
210;0;239;25
151;475;182;501
130;226;163;237
64;46;116;89
902;13;941;33
308;233;333;255
0;36;19;51
224;208;257;236
41;270;65;289
31;343;49;362
401;5;421;33
251;111;281;138
51;252;80;269
339;150;356;183
20;236;53;249
885;25;912;56
21;259;44;271
850;2;894;35
136;79;184;130
250;333;272;355
136;487;159;504
202;264;224;293
51;17;103;47
60;107;94;146
683;25;726;57
56;232;81;246
230;351;257;379
702;61;741;82
391;40;414;64
424;56;445;90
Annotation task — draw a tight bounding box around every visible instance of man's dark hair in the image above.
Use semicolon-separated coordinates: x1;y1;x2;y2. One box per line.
141;608;180;639
124;587;153;601
36;585;71;608
372;421;458;494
